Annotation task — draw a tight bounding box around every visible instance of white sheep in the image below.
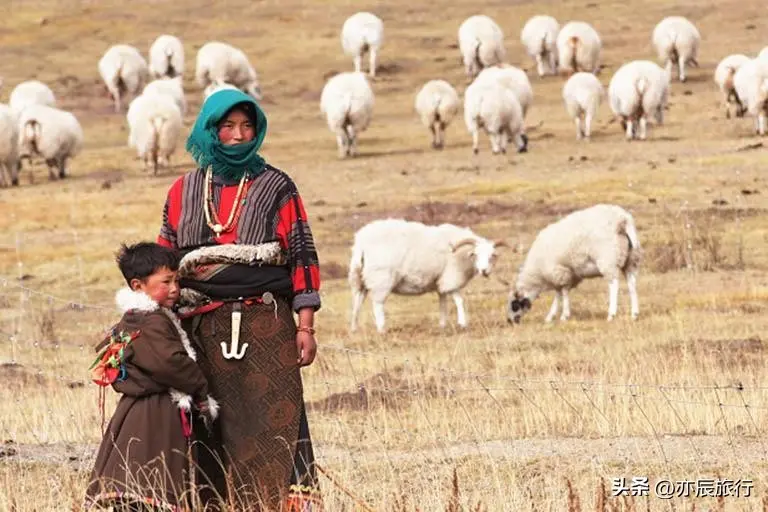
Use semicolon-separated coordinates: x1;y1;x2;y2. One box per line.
464;79;528;155
0;104;19;187
732;58;768;135
474;64;534;119
9;80;56;116
195;41;261;100
17;104;83;181
608;60;669;140
562;71;604;140
458;15;506;79
520;15;560;77
652;16;701;83
341;12;384;77
203;81;240;99
98;44;149;113
320;71;374;158
348;218;506;333
414;79;460;149
758;47;768;63
148;34;184;80
556;21;602;75
507;204;642;324
126;93;183;175
143;76;187;115
714;54;751;119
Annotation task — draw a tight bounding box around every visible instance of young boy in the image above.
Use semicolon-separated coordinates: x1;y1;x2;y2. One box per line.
84;242;218;511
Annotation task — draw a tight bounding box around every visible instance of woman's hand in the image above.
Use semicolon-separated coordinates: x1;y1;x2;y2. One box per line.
296;330;317;367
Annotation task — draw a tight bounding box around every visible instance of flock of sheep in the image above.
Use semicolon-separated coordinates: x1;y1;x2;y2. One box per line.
0;9;762;330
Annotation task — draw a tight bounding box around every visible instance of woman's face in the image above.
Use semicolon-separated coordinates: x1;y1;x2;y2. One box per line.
218;108;256;145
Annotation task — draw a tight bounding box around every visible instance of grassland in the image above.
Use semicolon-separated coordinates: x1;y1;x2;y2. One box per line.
1;0;768;510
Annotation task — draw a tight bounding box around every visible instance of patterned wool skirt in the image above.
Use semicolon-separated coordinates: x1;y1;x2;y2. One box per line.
183;297;321;511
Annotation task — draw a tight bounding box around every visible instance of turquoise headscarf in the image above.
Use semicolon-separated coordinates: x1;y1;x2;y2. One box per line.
186;89;268;181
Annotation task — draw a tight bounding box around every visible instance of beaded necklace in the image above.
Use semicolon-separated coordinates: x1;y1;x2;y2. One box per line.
203;166;249;236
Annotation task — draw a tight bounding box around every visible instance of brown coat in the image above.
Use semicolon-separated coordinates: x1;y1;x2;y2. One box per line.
84;289;216;511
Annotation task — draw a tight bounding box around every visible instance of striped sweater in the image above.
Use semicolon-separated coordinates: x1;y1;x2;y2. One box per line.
157;165;321;311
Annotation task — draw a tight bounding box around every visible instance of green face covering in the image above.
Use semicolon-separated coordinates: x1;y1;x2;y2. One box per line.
186;89;268;182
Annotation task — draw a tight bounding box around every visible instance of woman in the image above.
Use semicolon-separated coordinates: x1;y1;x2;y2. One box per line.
157;88;321;511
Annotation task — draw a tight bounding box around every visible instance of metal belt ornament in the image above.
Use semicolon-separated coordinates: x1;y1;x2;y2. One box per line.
220;292;275;360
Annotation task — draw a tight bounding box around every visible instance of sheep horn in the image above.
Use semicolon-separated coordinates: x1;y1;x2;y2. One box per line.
451;238;477;252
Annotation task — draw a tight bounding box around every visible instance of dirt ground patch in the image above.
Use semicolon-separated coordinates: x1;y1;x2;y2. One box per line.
334;199;577;232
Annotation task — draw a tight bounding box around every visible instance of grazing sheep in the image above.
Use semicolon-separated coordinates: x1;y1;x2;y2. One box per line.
652;16;701;83
732;58;768;135
507;204;642;324
341;12;384;77
320;71;374;158
474;64;534;118
0;104;19;187
556;21;602;75
458;15;506;79
563;71;605;140
714;54;751;119
608;60;669;140
195;41;261;100
348;218;506;333
17;104;83;181
98;44;149;113
464;79;528;155
414;79;460;149
9;80;56;116
126;93;183;175
148;34;185;79
143;76;187;115
520;15;560;77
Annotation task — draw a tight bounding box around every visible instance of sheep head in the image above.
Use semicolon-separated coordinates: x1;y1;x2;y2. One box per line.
451;237;500;277
506;289;532;325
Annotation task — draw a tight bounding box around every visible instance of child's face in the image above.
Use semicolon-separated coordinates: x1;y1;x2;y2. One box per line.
130;267;179;308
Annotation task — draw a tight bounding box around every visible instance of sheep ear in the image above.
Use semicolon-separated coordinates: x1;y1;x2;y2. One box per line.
451;238;476;252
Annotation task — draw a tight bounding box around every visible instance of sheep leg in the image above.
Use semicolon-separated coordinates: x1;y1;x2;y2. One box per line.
354;55;362;74
664;59;673;81
638;117;647;140
372;299;387;333
535;53;545;77
584;111;593;139
625;119;634;140
574;117;583;140
438;294;448;328
349;289;367;332
452;292;467;328
45;159;58;180
335;130;349;159
678;55;687;83
0;164;6;188
346;124;358;156
436;122;446;149
58;157;68;179
545;292;560;323
369;48;377;78
559;289;571;321
472;129;479;155
758;114;766;136
10;161;20;186
548;52;557;76
607;277;620;321
627;271;639;320
430;124;438;149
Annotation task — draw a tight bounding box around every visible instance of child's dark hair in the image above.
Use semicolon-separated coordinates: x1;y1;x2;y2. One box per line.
116;242;179;285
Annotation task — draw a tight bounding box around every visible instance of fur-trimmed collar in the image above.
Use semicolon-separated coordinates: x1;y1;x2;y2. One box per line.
115;287;159;314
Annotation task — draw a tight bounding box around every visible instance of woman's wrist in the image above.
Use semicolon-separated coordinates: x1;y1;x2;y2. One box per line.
297;325;315;335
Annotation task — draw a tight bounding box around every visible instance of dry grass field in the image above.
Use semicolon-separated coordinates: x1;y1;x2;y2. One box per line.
1;0;768;510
